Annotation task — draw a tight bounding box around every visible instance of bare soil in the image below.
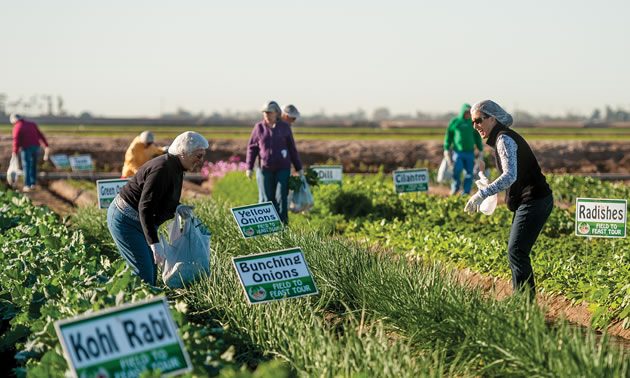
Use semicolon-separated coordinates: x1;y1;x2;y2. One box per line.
2;135;630;174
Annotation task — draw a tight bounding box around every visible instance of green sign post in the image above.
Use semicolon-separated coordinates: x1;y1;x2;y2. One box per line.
232;247;318;304
69;154;94;171
575;198;627;238
54;296;192;378
231;202;284;238
311;165;343;186
392;168;429;193
50;154;71;169
97;178;129;209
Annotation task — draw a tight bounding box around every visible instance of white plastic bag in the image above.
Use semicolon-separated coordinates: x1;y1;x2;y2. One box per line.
437;158;452;183
289;176;314;213
255;167;265;202
6;155;23;187
475;174;498;215
160;214;211;288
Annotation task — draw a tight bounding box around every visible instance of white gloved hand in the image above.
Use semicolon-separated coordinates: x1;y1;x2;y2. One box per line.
176;204;195;219
464;192;485;215
443;150;453;166
43;147;50;161
298;169;304;176
12;152;17;158
246;169;252;179
150;243;165;265
161;146;169;153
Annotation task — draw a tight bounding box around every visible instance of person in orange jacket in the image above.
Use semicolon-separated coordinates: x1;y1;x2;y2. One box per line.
121;131;168;178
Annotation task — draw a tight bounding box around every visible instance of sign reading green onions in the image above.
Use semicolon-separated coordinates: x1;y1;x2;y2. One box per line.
575;198;626;238
232;248;318;304
96;178;129;209
393;168;429;193
54;296;192;378
231;202;283;238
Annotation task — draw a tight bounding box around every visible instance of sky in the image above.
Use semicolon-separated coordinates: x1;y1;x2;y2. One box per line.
2;0;629;118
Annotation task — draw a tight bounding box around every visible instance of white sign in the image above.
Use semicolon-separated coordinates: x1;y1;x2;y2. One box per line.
232;248;318;304
231;202;284;238
50;154;71;169
392;168;429;193
55;296;191;378
310;165;343;185
575;198;627;238
69;155;93;171
97;179;129;209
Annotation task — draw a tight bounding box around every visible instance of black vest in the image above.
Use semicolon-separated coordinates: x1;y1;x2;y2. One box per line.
486;125;551;212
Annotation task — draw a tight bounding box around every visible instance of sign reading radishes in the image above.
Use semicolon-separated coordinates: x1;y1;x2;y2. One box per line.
575;198;626;238
69;154;93;171
231;202;283;238
232;247;318;304
393;168;429;193
54;296;191;378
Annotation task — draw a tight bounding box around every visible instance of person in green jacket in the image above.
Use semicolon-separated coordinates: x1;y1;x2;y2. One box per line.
443;103;484;195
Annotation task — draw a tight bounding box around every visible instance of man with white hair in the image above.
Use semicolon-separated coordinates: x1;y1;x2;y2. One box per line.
10;113;50;192
121;130;168;178
107;131;208;285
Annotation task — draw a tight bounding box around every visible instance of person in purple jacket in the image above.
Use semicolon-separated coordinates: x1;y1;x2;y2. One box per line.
246;101;303;224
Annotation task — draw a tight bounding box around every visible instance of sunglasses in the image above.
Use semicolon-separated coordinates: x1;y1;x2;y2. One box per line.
472;115;489;125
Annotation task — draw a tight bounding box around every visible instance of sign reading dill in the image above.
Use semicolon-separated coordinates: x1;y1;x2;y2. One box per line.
231;202;284;238
232;248;318;304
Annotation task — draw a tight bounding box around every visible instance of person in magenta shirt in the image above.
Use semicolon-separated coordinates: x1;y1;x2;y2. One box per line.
246;101;303;224
10;113;50;192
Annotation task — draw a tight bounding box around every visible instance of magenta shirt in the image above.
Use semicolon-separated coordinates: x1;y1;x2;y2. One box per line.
12;120;48;153
246;119;302;172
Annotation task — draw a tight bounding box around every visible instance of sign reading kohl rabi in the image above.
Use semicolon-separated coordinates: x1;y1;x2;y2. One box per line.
231;202;283;238
69;154;93;171
232;248;318;304
97;178;129;209
50;154;71;169
311;165;343;186
575;198;627;238
54;296;192;378
393;168;429;193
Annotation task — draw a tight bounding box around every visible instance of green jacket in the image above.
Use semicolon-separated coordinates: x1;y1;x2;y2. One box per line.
444;103;483;153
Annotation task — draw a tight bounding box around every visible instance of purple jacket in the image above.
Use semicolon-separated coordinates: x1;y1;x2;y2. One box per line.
246;119;302;172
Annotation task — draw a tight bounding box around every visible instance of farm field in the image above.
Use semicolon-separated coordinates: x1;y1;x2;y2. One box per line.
2;168;630;376
2;124;630;140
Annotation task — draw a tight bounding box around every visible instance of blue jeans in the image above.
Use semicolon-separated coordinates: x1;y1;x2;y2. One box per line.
508;193;553;294
451;151;475;194
261;168;290;224
21;145;40;187
107;201;157;285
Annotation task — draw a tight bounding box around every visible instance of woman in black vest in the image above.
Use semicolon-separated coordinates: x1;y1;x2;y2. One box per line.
464;100;553;295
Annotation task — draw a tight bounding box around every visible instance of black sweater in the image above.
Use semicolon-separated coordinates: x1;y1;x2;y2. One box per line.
119;154;183;244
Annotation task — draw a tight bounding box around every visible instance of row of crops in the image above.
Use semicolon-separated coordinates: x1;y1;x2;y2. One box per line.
1;171;630;376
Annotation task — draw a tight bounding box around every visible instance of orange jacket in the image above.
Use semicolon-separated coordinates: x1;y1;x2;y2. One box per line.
121;136;164;177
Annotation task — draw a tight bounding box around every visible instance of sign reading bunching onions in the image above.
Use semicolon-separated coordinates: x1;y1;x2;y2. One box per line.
575;198;627;238
232;248;318;304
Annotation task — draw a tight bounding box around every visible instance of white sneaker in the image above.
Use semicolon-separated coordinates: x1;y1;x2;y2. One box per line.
22;186;31;193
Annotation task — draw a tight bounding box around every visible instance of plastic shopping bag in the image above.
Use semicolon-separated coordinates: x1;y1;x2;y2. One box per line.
475;174;498;216
437;158;452;183
255;167;265;202
6;155;23;187
289;176;314;213
160;214;211;288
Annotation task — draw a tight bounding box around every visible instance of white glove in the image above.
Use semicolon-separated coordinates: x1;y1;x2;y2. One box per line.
43;147;50;161
176;204;195;219
12;152;17;158
161;146;169;153
246;169;252;179
464;192;484;215
150;243;165;265
443;150;453;166
298;169;304;176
